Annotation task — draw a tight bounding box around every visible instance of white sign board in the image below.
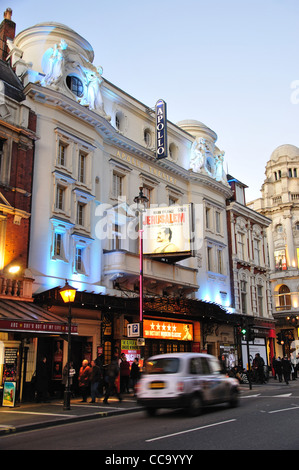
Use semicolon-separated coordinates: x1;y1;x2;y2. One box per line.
127;323;140;337
142;204;193;255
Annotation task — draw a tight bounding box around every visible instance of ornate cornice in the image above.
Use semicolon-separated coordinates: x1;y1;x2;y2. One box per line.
24;82;232;198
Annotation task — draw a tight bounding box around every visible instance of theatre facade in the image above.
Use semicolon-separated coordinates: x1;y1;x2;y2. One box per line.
0;10;274;402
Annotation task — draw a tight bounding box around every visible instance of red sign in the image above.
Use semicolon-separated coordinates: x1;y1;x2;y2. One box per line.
0;320;78;334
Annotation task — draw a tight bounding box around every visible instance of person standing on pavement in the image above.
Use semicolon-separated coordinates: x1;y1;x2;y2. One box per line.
78;359;91;402
130;357;141;396
253;353;265;384
61;361;76;397
282;356;292;385
120;353;130;393
95;354;105;395
36;356;49;403
275;357;283;382
103;351;122;404
90;359;101;403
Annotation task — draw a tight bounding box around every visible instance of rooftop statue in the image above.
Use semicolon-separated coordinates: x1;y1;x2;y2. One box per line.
41;39;68;88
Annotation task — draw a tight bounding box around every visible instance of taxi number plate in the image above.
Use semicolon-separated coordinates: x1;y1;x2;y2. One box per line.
150;382;165;389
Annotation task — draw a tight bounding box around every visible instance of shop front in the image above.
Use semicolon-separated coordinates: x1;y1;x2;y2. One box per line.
240;321;276;374
0;299;78;404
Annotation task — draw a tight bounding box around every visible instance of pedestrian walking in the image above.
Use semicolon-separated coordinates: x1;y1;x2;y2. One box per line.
282;356;292;385
103;351;121;404
78;359;91;402
61;361;76;397
95;354;105;395
36;356;49;403
275;357;283;382
130;357;141;396
90;359;102;403
120;353;130;393
291;355;297;380
252;353;265;384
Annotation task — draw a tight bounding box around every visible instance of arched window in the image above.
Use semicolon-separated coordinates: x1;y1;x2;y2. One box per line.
66;75;84;97
278;285;291;310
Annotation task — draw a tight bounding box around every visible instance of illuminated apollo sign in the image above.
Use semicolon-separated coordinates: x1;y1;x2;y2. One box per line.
155;99;167;159
142;204;193;257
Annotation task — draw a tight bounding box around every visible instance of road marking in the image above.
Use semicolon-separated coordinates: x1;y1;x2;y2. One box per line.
269;405;299;414
272;393;292;398
0;411;74;418
145;419;236;442
240;394;261;398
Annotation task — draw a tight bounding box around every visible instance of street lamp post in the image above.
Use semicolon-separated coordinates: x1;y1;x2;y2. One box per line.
134;187;149;358
59;280;77;410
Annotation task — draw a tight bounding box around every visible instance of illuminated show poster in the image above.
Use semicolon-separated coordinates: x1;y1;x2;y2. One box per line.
142;204;193;256
274;249;287;271
2;381;16;407
143;319;193;341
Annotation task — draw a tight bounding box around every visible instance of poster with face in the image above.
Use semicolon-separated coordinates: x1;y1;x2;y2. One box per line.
143;204;192;256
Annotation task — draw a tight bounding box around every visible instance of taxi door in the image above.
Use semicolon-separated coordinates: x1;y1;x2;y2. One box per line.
199;357;226;404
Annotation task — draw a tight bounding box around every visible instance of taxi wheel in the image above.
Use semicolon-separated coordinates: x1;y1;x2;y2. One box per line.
228;389;239;408
146;407;157;416
188;394;202;417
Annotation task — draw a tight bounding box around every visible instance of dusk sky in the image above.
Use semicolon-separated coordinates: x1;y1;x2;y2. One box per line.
6;0;299;201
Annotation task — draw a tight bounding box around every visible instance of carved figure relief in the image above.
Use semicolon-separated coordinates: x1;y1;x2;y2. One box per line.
214;150;226;183
39;39;110;120
41;39;68;88
190;137;206;173
80;66;104;112
190;137;227;184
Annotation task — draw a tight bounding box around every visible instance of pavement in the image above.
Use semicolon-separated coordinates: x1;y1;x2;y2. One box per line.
0;393;142;436
0;378;296;436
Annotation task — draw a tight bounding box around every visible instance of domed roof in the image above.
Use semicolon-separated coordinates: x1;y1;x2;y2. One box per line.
270;144;299;161
176;119;217;142
14;21;94;64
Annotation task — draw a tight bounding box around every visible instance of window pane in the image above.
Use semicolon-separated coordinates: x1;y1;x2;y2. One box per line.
56;185;64;210
58;143;66;166
54;233;62;256
78;153;86;183
113;173;123;197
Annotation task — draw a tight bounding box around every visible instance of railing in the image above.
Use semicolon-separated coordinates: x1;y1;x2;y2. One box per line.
273;292;298;312
0;276;33;300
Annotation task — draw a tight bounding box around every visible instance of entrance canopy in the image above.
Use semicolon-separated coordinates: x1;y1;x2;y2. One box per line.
0;299;78;334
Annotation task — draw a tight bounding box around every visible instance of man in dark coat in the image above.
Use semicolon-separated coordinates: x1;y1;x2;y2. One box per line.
103;352;121;404
36;356;49;402
282;356;292;385
130;357;141;397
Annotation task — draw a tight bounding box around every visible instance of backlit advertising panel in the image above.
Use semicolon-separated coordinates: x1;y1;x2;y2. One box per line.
142;204;193;256
143;319;193;341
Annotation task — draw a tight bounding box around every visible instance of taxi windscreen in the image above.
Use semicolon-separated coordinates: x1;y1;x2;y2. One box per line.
145;358;180;374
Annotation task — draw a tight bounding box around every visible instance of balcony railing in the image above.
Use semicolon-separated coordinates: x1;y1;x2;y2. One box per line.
0;275;34;300
103;250;198;293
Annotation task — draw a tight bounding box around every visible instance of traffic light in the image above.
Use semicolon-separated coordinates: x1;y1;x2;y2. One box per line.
237;323;255;341
247;328;255;342
276;332;284;345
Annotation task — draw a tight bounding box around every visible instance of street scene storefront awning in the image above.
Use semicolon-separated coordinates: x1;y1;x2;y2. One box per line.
0;299;78;334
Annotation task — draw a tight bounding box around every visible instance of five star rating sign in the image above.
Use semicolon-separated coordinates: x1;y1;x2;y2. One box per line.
150;321;177;333
143;319;193;341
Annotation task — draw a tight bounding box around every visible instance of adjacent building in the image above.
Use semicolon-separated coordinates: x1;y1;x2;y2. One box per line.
227;175;275;369
249;144;299;361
